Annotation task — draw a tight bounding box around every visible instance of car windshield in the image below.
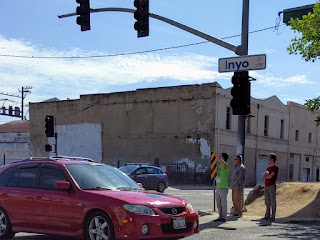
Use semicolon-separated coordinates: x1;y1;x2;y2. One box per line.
118;165;138;174
65;164;142;191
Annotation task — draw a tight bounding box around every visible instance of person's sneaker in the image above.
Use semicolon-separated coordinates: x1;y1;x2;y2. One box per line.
268;218;275;221
233;214;242;217
213;218;222;222
221;218;227;223
261;216;270;220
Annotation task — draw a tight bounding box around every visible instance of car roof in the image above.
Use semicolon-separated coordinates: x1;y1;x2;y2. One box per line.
120;165;163;173
4;156;100;169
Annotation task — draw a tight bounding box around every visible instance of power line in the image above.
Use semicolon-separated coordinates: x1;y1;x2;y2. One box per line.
0;24;284;59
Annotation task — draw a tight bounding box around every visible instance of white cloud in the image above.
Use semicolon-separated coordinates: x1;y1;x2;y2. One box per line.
251;71;316;87
0;35;224;102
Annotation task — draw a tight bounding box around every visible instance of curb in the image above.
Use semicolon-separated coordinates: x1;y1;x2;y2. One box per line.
198;210;213;216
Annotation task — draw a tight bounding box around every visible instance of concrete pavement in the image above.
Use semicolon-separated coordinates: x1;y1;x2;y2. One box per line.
197;211;320;234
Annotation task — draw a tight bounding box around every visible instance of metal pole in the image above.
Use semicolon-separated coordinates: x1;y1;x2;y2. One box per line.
213;180;216;212
55;133;58;156
238;0;249;212
237;0;249;159
21;87;24;120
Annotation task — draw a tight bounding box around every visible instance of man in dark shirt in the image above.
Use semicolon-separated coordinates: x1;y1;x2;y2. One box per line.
262;153;279;221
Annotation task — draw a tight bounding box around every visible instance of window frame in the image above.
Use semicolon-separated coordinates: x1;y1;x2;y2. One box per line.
226;107;231;130
295;130;299;141
5;164;40;189
264;115;269;137
280;119;284;139
36;164;70;191
308;133;312;144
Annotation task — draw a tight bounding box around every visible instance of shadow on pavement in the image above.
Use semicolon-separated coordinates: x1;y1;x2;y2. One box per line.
199;215;242;231
260;222;320;239
250;218;273;227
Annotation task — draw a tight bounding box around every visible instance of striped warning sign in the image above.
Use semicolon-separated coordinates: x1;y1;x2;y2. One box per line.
210;152;217;180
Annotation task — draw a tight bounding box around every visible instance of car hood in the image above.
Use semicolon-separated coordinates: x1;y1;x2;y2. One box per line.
93;190;187;207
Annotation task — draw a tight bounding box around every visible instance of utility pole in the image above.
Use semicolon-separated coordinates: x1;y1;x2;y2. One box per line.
237;0;249;160
20;86;32;120
238;0;249;212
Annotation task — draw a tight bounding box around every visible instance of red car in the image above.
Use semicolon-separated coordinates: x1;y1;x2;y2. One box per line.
0;157;199;240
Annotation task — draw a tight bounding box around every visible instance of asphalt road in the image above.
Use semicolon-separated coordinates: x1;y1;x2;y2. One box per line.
184;221;320;240
165;185;253;212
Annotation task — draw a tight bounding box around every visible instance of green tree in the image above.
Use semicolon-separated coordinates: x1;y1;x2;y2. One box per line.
305;97;320;126
287;1;320;62
287;1;320;125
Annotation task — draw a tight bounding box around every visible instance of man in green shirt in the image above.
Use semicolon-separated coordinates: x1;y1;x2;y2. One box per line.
214;153;230;222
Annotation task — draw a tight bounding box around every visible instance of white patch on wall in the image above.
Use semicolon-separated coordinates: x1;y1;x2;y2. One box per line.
126;103;133;111
196;164;208;173
199;138;211;159
186;138;197;144
185;137;211;159
56;123;102;162
190;99;203;116
196;100;213;133
178;158;195;169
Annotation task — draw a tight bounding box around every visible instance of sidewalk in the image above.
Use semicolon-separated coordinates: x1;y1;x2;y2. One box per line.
198;211;320;234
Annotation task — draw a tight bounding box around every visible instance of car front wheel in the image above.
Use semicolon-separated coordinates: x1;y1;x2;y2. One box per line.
84;211;115;240
157;182;166;193
0;207;15;240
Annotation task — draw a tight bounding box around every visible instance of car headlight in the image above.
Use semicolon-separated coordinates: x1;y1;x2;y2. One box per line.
123;204;155;215
187;203;194;212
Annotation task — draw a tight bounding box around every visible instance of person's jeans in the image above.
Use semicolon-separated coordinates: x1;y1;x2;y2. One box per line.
265;184;277;218
216;188;228;220
232;188;243;216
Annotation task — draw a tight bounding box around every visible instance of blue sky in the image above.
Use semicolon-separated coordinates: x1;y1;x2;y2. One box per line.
0;0;319;123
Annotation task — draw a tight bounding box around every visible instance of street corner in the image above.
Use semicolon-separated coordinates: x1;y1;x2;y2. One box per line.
198;210;214;217
198;212;260;234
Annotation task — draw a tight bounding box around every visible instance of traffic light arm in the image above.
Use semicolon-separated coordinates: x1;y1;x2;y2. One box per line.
58;7;240;55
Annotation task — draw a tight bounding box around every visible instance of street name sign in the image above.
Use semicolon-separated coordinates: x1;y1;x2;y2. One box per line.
218;54;266;73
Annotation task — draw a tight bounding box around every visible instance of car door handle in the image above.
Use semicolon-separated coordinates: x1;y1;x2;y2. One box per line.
36;195;43;199
1;192;7;197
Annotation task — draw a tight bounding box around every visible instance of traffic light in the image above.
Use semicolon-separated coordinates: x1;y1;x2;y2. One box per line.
134;0;149;37
76;0;91;31
45;115;55;137
45;144;52;152
230;71;251;115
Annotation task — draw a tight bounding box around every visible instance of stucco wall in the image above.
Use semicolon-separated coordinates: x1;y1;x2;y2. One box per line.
29;82;320;186
30;83;218;174
0;132;30;164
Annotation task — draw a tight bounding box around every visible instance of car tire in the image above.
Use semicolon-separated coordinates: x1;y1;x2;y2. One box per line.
84;211;115;240
0;207;15;240
157;182;166;193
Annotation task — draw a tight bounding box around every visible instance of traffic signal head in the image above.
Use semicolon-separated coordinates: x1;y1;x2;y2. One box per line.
45;115;55;137
45;144;52;152
134;0;149;37
230;71;251;115
76;0;91;31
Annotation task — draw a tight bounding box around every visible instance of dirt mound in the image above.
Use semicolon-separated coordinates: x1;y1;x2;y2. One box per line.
245;182;320;218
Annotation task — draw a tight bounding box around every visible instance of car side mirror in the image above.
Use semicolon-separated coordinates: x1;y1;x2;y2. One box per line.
137;182;143;188
55;181;70;191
